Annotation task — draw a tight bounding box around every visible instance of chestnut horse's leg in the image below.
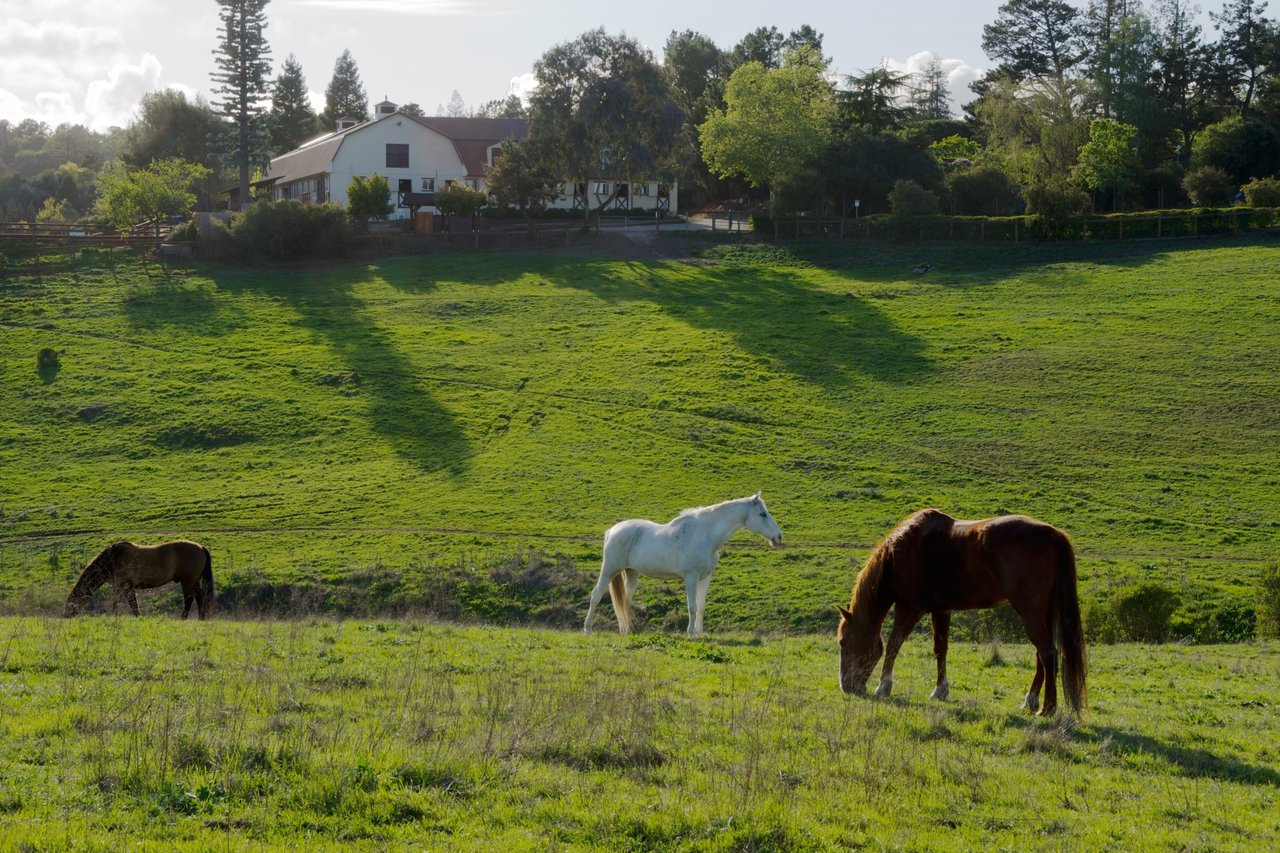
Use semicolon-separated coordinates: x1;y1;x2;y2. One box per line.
182;592;194;619
874;607;923;698
1020;615;1058;716
1023;656;1046;713
930;611;951;700
124;584;140;617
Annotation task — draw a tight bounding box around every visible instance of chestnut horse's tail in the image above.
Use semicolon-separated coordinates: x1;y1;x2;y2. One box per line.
200;546;216;617
609;571;633;634
1054;532;1087;716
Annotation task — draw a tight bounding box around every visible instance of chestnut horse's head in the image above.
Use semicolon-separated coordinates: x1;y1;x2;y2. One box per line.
837;605;883;694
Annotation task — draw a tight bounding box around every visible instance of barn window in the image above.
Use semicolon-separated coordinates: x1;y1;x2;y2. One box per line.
385;143;409;168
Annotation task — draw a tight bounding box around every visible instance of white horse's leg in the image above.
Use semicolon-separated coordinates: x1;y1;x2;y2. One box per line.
684;574;701;637
693;573;712;636
584;565;617;633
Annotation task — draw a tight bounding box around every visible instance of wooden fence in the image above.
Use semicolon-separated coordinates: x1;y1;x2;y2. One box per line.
766;208;1280;243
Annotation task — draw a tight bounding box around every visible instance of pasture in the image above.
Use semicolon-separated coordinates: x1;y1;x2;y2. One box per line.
1;235;1278;847
0;616;1276;849
1;236;1276;632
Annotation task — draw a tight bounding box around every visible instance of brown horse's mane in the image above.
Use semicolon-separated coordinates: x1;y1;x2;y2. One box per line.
70;541;127;596
846;509;954;626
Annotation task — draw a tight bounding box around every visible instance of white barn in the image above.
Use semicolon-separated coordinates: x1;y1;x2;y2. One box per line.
258;100;677;219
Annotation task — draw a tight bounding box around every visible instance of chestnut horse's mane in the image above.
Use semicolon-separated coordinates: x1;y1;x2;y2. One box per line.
846;509;954;624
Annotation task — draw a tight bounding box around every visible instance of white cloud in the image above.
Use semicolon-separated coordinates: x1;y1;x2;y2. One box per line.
84;53;164;130
883;51;985;118
294;0;493;13
508;72;536;100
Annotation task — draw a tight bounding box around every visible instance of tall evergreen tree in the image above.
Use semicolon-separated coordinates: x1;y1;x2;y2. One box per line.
269;53;316;153
211;0;273;210
982;0;1087;83
1210;0;1278;117
1154;0;1214;163
318;49;370;131
909;55;954;119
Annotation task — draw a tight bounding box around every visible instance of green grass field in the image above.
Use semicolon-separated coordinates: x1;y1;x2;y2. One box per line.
2;236;1276;632
2;235;1279;848
0;617;1276;850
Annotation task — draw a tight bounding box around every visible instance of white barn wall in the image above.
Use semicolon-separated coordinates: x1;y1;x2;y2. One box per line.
329;116;469;219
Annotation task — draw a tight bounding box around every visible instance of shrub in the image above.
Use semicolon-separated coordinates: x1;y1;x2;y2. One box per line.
1182;166;1235;207
1023;176;1090;238
346;174;394;227
1241;177;1280;208
222;199;352;261
36;348;60;374
888;179;940;217
1093;582;1180;643
945;164;1019;215
1258;563;1280;640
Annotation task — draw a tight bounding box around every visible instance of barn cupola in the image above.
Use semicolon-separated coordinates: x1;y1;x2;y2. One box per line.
375;98;397;118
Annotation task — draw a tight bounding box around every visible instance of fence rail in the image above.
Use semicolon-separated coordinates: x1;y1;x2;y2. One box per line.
0;220;175;247
765;208;1280;243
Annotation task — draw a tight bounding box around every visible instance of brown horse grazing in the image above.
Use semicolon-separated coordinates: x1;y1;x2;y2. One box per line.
837;509;1086;717
64;540;215;619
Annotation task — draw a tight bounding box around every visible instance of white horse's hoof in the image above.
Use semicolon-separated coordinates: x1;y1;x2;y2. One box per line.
1021;691;1040;713
930;681;950;701
873;678;893;698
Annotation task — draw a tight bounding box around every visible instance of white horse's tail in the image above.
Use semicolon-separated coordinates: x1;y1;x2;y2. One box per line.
609;572;634;634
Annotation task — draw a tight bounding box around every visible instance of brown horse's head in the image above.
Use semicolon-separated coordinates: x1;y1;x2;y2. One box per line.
837;605;883;694
64;542;121;617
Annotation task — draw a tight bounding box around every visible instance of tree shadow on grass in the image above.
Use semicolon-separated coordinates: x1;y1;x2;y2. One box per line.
534;256;936;388
1000;712;1280;786
746;232;1278;290
1079;723;1280;786
207;262;469;476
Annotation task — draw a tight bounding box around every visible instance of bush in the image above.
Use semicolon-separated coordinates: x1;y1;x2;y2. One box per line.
1182;166;1235;207
1023;177;1090;238
1088;582;1180;643
1241;177;1280;208
346;174;394;227
36;348;59;371
945;164;1019;215
1258;563;1280;640
888;179;941;217
218;200;353;261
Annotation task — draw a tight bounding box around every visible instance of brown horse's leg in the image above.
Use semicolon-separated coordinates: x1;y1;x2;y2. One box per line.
1020;616;1058;715
875;607;923;698
182;594;194;619
123;584;140;617
930;611;951;700
1024;656;1046;713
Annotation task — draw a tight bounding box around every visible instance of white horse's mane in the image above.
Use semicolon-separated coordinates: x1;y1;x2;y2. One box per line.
673;494;757;522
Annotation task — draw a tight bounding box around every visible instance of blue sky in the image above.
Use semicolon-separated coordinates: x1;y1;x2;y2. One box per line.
0;0;1218;132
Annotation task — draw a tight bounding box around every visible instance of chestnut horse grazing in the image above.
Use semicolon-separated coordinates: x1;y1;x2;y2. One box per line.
64;540;215;619
837;509;1086;717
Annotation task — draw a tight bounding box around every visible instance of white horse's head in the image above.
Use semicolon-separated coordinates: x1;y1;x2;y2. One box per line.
745;492;783;546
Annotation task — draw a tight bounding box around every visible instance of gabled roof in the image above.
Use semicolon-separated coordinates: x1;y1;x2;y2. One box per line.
414;117;529;177
264;131;348;184
264;114;530;183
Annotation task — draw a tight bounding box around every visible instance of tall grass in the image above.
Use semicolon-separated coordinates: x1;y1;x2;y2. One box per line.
0;617;1275;849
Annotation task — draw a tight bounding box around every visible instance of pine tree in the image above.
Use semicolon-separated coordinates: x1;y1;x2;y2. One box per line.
211;0;273;210
318;49;369;131
269;53;316;153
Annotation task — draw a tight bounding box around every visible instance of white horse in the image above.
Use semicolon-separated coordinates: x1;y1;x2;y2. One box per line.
584;493;783;637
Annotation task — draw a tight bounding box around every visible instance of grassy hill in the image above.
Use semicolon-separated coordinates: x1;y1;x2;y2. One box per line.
1;236;1277;633
0;616;1276;849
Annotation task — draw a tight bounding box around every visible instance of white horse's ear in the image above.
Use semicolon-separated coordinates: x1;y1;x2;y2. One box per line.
753;491;762;500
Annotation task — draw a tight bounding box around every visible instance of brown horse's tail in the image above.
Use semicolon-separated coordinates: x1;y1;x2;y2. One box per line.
1054;532;1087;716
200;547;216;617
609;571;633;634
